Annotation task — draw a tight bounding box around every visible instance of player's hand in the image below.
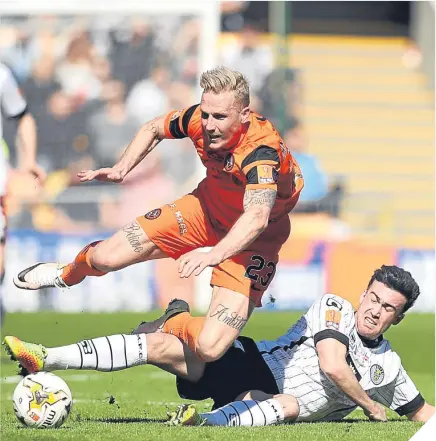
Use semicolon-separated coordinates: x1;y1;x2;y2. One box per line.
364;402;387;422
178;250;222;278
78;167;125;183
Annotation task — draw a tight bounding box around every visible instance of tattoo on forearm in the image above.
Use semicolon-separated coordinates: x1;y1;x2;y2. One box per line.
122;221;144;253
243;188;277;211
146;122;158;136
209;304;248;331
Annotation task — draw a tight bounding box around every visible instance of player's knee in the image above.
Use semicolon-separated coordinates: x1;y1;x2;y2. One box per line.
195;334;227;362
273;394;300;422
89;243;118;272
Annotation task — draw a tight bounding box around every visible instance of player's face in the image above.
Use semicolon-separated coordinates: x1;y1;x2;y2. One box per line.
356;280;406;339
200;91;249;150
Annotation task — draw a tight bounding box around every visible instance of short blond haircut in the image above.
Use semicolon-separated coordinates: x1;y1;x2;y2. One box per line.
200;66;250;107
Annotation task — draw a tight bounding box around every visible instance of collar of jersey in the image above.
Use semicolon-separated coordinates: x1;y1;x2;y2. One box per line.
358;333;384;348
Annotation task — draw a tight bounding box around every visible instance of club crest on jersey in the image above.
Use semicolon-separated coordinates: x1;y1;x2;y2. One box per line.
224;153;235;171
144;208;161;220
370;364;385;385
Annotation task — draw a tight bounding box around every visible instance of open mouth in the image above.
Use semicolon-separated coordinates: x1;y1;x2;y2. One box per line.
365;317;377;327
209;134;221;143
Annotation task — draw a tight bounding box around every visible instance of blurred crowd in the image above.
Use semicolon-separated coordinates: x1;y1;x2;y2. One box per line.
1;14;340;234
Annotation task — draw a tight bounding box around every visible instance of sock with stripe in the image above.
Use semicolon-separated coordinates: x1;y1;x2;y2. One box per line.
200;399;285;427
44;334;147;372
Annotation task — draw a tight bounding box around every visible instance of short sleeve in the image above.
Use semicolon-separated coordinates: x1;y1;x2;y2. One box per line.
372;365;424;416
0;65;27;118
163;104;200;140
241;145;280;190
308;294;355;349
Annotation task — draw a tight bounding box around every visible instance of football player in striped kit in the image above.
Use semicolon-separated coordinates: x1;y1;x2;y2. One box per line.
4;265;435;425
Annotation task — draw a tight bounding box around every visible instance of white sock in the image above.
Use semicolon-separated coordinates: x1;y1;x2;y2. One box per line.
45;334;147;372
200;399;285;427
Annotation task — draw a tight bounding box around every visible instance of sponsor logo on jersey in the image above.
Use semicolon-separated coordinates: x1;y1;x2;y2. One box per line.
325;309;341;330
370;364;385;385
144;208;161;220
257;165;277;184
174;210;188;235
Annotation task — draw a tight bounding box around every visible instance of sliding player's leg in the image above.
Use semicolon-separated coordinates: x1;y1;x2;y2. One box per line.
168;393;299;426
3;332;205;382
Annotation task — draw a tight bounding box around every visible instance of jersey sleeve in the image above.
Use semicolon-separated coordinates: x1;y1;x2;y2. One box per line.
308;294;355;349
163;104;200;140
372;365;424;416
0;65;27;118
241;145;280;191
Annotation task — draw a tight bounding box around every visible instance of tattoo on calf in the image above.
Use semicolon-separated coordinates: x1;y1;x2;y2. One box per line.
122;221;144;253
209;304;248;331
243;188;277;211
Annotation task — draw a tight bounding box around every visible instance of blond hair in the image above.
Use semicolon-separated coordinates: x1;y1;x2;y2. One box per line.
200;66;250;107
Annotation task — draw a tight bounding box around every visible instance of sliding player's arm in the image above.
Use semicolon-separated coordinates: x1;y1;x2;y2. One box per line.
311;295;386;421
407;402;435;422
372;363;434;422
317;338;386;421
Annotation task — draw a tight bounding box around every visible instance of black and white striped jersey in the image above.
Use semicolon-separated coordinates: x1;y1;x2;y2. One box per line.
256;294;424;421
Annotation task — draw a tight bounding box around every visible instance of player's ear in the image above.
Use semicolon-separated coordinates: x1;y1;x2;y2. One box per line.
393;313;404;325
240;106;250;123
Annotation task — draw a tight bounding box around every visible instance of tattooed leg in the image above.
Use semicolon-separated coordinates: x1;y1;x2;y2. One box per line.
194;286;256;362
85;220;167;274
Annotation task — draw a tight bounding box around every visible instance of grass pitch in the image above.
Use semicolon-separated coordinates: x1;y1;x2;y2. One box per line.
1;311;434;441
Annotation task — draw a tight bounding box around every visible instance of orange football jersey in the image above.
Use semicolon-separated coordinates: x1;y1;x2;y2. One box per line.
164;104;304;229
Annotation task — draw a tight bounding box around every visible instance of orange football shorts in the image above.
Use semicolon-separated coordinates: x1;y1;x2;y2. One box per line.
136;190;291;307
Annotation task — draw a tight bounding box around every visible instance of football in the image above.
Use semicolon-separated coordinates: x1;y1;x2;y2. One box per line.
12;372;72;428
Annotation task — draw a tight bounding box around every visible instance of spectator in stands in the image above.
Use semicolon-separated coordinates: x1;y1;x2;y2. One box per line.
285;118;344;217
22;58;60;114
258;67;302;129
87;80;137;169
220;23;273;94
56;30;101;103
126;65;170;127
109;18;155;94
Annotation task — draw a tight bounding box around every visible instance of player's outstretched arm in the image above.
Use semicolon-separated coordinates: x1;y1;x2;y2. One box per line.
178;187;276;278
407;402;435;422
78;114;167;183
317;338;387;422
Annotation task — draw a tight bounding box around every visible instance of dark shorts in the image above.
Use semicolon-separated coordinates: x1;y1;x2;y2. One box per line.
176;336;279;409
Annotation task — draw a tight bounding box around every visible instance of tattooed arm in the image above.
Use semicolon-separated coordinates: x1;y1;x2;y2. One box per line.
78;114;167;183
112;115;167;177
209;187;277;262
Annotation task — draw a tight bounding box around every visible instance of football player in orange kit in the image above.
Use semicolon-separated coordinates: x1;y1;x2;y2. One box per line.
14;67;303;362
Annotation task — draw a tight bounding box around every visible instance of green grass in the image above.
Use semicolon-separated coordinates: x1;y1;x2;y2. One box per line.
1;311;434;441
